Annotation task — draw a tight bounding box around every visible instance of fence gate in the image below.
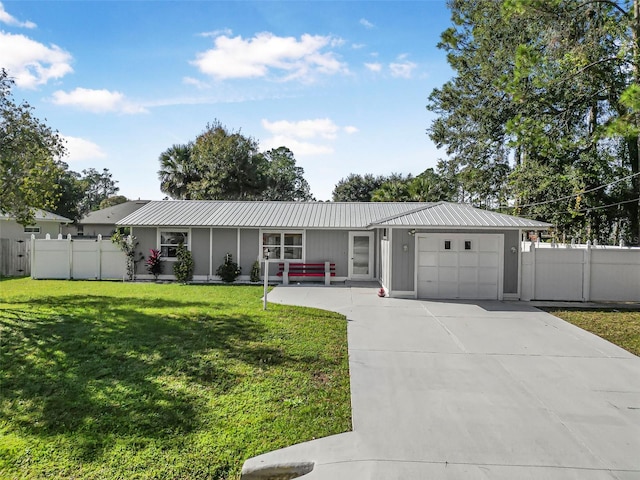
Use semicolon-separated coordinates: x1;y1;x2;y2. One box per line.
0;238;30;277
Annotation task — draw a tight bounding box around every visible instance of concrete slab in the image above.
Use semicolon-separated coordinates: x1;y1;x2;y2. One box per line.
243;285;640;479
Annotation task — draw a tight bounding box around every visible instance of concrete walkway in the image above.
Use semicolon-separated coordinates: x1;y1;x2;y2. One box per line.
242;284;640;480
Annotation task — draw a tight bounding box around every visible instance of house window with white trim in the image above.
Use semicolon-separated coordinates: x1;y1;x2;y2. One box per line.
24;226;40;234
261;231;303;260
159;230;188;259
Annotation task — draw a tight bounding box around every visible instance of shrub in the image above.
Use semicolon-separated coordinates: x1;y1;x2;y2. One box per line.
111;232;143;281
216;253;241;283
145;249;163;280
173;242;194;284
250;260;261;283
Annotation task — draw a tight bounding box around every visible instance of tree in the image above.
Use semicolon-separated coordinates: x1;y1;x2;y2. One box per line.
262;147;313;201
79;168;119;213
190;122;266;200
332;173;387;202
157;122;314;201
52;165;85;222
0;69;66;225
99;195;129;209
158;143;199;200
428;0;640;243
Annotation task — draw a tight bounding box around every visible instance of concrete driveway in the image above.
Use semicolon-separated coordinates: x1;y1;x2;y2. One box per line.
242;284;640;480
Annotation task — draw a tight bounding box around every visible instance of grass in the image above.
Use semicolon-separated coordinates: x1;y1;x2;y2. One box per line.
546;308;640;356
0;278;351;479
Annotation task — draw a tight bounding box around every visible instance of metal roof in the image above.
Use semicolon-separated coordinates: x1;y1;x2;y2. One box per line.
118;201;550;230
371;202;551;229
79;200;149;225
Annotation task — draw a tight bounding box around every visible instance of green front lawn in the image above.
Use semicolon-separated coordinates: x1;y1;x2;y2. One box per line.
546;308;640;356
0;279;351;479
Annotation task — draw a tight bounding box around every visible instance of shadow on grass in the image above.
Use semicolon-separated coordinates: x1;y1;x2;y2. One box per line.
0;294;295;461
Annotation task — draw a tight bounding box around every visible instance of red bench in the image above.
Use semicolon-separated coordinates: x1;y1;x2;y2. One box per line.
277;262;336;285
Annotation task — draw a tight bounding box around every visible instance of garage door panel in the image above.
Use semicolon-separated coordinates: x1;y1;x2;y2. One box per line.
459;267;478;282
459;253;478;267
419;236;438;252
478;267;498;283
419;266;437;281
478;236;500;251
417;233;502;300
439;267;457;282
419;252;437;267
439;282;458;298
439;253;457;267
459;283;479;298
478;252;499;267
478;283;498;298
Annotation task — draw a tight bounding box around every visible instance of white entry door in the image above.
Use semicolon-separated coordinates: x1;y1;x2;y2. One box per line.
349;232;374;280
416;233;503;300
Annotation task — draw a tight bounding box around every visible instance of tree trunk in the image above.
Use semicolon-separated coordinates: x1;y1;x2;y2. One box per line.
630;0;640;244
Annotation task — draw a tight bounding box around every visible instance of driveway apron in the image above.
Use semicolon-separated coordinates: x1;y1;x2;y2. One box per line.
241;284;640;480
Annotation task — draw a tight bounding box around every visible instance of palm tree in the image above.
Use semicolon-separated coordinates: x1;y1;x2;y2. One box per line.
157;143;199;200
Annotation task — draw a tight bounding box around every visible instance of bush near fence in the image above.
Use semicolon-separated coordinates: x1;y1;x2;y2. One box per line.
31;234;127;280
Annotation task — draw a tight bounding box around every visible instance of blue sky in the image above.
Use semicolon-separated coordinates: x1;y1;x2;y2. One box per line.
1;1;453;201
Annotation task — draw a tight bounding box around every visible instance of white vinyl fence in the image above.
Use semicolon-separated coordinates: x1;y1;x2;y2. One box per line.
31;234;126;280
521;242;640;302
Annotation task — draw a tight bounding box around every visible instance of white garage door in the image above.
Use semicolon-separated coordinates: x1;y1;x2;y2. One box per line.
416;234;503;300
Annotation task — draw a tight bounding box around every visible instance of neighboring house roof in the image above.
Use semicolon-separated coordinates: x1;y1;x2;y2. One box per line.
0;208;72;223
118;201;551;230
79;200;150;225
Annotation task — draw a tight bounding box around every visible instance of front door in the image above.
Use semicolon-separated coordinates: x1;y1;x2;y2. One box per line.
349;232;374;280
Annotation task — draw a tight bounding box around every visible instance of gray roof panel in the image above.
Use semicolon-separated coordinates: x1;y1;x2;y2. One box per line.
118;201;551;229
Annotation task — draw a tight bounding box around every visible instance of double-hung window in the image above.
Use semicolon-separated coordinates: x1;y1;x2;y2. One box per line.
261;231;303;260
159;230;188;259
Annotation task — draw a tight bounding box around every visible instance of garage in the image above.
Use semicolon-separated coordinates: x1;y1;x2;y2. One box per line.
416;233;504;300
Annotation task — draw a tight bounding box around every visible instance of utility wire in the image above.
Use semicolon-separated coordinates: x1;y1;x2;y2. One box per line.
514;171;640;209
577;196;640;213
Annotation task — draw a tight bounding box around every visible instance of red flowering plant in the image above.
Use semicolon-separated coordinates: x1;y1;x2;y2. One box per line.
146;249;163;280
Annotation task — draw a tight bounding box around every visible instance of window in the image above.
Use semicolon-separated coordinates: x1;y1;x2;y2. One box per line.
261;231;303;260
382;228;388;240
24;226;40;234
464;240;472;250
159;230;188;258
444;240;451;250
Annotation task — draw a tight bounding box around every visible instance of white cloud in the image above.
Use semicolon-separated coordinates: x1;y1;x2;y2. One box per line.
365;62;382;73
352;43;366;50
0;31;72;88
261;118;356;156
0;2;36;29
359;18;375;29
344;126;359;134
389;60;417;79
263;118;339;140
51;87;147;114
191;32;348;82
182;76;210;89
198;28;233;38
63;135;107;162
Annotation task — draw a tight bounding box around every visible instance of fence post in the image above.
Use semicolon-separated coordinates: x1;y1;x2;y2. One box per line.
582;240;592;302
97;234;103;280
68;234;73;280
530;240;536;300
30;234;36;279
